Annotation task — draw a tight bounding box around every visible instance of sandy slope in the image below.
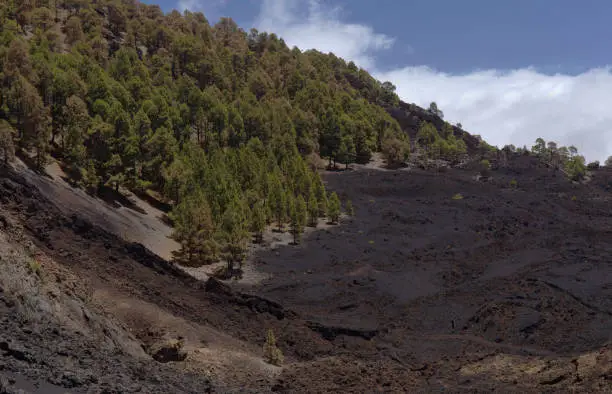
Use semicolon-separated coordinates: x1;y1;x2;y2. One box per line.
14;158;179;260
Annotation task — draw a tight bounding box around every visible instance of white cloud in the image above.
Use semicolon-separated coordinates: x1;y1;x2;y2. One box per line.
255;0;395;69
375;66;612;162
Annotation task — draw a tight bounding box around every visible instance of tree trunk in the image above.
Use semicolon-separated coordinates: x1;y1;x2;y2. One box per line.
226;260;233;278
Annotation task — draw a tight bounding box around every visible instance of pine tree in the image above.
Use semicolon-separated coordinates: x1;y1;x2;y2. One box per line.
218;198;250;277
565;155;586;181
170;192;218;266
319;185;328;216
313;173;328;218
290;195;307;244
263;329;283;366
296;194;307;228
0;120;16;165
63;95;90;163
307;187;319;227
81;160;101;194
328;192;341;224
251;200;267;244
269;174;286;232
345;199;354;216
337;135;356;169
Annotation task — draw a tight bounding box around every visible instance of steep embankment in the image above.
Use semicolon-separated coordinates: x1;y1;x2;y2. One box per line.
0;165;334;392
0;168;213;393
13;159;179;261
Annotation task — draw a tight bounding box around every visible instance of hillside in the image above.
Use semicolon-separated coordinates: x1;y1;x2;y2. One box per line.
0;153;611;392
0;0;491;271
0;1;611;393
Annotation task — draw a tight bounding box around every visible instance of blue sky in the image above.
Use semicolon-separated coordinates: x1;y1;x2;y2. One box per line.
148;0;612;161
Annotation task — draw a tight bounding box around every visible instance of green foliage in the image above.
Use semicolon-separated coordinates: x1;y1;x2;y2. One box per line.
307;187;319;227
290;195;307;244
27;257;42;277
587;161;600;170
428;102;444;119
531;137;546;157
480;159;491;177
452;193;463;200
0;120;16;164
328;192;341;224
605;156;612;168
251;200;267;244
170;192;218;266
381;131;410;166
336;134;356;169
565;155;586;181
218;197;250;275
529;138;590;181
345;199;354;216
263;329;283;366
509;179;518;188
416;121;466;162
269;174;287;232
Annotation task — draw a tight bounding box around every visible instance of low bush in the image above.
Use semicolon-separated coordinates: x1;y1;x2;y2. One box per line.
263;329;284;366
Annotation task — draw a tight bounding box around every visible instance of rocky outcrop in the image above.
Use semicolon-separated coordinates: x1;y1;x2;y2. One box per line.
387;101;482;155
149;338;187;363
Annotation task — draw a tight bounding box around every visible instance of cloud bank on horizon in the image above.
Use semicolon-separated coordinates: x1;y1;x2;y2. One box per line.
182;0;612;162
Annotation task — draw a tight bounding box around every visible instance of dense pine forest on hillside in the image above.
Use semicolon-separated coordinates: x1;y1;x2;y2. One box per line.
0;0;411;270
0;0;596;270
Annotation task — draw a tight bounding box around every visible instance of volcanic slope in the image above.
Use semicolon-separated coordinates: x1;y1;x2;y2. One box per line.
0;154;610;393
242;154;612;392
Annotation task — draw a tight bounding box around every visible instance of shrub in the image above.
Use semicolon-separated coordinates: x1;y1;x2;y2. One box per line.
382;134;410;166
479;159;491;177
263;329;284;366
452;193;463;200
27;258;41;276
509;179;518;188
345;199;354;216
565;155;586;181
328;192;341;224
587;161;600;170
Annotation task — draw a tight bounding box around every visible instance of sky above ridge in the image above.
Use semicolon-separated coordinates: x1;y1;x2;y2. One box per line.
147;0;612;161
